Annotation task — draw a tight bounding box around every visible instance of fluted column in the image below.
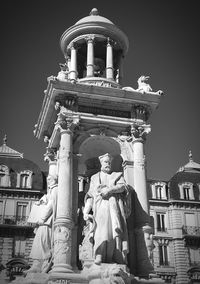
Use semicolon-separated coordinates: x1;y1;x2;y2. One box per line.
86;36;94;77
106;38;114;80
50;115;79;275
69;43;77;82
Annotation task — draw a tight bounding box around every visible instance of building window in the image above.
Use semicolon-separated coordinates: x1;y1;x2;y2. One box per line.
16;202;27;222
179;182;194;200
151;182;167;200
156;186;162;199
159;244;169;266
16;170;33;188
189;248;200;266
0;201;3;224
157;213;166;232
183;187;190;200
14;237;26;257
0;164;10;187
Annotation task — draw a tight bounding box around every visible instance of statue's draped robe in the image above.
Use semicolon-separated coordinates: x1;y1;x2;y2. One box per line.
85;171;131;263
30;185;57;260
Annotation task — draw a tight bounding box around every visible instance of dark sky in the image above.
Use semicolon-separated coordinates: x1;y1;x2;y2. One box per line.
0;0;199;181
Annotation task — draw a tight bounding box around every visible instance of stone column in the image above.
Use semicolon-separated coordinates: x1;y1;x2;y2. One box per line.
131;123;154;277
69;43;77;82
106;38;114;80
50;115;79;275
131;124;151;215
86;36;94;77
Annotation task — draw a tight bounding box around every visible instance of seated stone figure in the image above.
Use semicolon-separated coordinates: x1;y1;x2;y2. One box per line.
83;153;131;265
26;174;58;273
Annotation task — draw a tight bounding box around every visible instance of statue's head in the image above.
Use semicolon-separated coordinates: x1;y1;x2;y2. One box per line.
47;174;58;188
138;75;150;83
99;153;113;174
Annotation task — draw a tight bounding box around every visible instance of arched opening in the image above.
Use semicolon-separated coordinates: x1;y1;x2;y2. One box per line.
78;135;122;177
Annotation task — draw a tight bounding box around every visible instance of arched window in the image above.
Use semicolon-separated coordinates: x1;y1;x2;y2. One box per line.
16;170;33;188
151;182;167;200
0;164;11;187
178;182;194;200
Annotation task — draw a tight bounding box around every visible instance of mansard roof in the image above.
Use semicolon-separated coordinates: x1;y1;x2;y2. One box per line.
168;152;200;200
0;136;45;190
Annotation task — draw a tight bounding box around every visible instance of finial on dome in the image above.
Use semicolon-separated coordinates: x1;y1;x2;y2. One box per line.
3;134;7;145
189;150;193;162
90;8;99;16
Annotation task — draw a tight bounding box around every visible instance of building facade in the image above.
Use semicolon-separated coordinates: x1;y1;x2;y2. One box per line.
149;151;200;284
0;136;45;281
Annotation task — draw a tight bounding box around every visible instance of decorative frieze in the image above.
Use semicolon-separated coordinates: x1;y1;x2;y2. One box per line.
78;105;131;118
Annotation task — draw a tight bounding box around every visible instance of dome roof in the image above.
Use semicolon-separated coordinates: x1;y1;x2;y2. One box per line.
75;8;114;25
60;8;129;56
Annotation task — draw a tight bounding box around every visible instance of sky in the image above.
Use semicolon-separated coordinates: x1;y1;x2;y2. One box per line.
0;0;199;181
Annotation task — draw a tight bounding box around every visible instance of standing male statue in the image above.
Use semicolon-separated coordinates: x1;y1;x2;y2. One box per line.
26;173;58;273
83;153;131;265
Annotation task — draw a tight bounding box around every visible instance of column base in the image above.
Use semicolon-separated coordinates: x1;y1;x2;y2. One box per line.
48;271;87;284
50;263;73;274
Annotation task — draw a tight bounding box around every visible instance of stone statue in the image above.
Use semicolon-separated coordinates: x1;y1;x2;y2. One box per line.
25;173;58;273
136;75;152;93
56;63;69;81
83;153;131;265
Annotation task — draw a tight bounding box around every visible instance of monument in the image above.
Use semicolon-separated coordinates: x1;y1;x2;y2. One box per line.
23;8;165;284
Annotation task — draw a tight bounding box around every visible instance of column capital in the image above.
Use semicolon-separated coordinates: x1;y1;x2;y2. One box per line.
44;147;58;163
107;37;115;46
131;123;151;142
85;34;95;43
56;110;80;133
69;41;78;50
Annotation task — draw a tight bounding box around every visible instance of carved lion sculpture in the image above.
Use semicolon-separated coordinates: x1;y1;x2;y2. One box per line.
136;75;152;93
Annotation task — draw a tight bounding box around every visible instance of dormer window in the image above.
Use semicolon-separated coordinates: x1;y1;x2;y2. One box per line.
0;164;11;187
16;170;33;189
151;182;167;200
197;183;200;200
178;182;194;200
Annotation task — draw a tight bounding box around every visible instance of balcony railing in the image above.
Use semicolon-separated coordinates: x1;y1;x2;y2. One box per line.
182;226;200;236
0;215;32;226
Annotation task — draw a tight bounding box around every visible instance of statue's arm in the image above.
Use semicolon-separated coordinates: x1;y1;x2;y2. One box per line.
101;183;125;198
83;197;93;220
40;201;53;223
101;175;126;197
37;191;56;224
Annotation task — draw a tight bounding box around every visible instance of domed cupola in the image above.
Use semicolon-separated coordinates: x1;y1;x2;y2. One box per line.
60;8;129;87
